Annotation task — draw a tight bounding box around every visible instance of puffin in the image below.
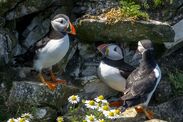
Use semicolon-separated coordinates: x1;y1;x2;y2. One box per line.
13;14;76;90
110;39;161;119
97;44;135;92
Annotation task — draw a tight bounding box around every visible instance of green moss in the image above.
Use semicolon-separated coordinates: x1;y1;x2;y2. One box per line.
168;70;183;96
0;0;17;15
76;20;174;43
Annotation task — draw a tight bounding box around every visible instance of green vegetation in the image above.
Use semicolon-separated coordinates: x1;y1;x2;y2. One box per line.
92;0;149;23
153;0;174;7
140;0;174;8
120;0;149;20
168;70;183;95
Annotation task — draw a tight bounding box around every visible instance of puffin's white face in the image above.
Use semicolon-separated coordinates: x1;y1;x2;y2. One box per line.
137;41;145;54
51;17;69;33
97;44;123;60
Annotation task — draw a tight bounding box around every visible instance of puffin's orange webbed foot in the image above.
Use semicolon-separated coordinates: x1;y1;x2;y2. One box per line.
135;106;154;120
144;110;154;120
38;72;58;90
50;70;67;84
135;106;144;113
45;81;57;91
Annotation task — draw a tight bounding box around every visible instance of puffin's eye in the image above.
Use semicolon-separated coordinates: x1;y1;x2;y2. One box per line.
114;47;117;51
60;19;64;24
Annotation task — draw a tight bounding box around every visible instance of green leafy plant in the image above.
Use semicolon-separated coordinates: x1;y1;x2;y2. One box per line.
102;0;149;23
120;0;149;20
168;70;183;95
153;0;174;7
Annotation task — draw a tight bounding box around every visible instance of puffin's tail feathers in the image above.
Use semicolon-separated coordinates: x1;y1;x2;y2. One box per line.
12;50;35;67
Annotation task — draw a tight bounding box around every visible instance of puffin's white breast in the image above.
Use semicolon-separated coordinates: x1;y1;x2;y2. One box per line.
34;35;69;71
98;61;126;92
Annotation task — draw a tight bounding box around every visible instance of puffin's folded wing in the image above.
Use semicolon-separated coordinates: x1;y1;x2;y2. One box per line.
121;72;156;100
119;62;135;78
13;37;50;66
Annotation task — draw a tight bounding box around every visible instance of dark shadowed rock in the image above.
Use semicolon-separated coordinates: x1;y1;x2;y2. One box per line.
5;0;55;20
0;28;18;64
22;16;50;48
7;81;79;109
154;80;173;103
151;96;183;122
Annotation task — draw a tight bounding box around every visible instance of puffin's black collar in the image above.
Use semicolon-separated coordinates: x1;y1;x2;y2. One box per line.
102;57;124;68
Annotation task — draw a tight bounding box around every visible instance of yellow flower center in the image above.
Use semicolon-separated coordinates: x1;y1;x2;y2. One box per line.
19;118;26;122
89;116;94;121
71;96;77;101
102;105;109;111
114;109;120;115
89;100;95;105
99;119;105;122
109;112;114;117
57;116;64;122
98;95;104;100
9;119;15;122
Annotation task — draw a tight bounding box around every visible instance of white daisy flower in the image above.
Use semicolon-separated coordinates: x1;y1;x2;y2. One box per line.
94;95;108;104
98;105;110;113
103;111;116;119
7;118;17;122
110;109;123;118
68;95;80;104
84;100;98;110
21;113;33;119
85;114;97;122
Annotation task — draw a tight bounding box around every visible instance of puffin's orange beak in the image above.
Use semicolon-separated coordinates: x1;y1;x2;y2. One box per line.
97;44;108;55
68;22;76;35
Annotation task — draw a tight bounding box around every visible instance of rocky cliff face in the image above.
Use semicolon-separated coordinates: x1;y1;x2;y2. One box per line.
0;0;183;122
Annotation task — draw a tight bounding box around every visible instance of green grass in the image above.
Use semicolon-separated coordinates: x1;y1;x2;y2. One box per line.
168;70;183;95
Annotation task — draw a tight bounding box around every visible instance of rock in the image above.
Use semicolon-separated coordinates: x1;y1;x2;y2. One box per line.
164;19;183;56
151;96;183;122
78;43;96;60
0;16;5;27
7;81;79;109
22;16;50;48
114;107;167;122
145;119;167;122
0;0;22;16
74;0;119;16
153;80;173;103
82;77;119;99
32;107;57;122
5;0;55;20
76;19;174;43
65;43;99;79
0;28;17;65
